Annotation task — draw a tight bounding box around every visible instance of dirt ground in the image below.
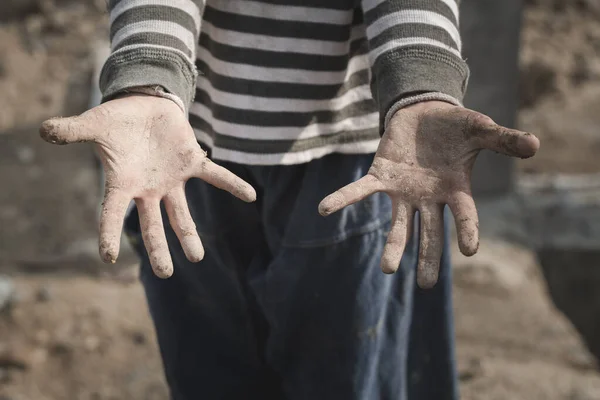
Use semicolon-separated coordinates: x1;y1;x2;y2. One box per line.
1;0;600;399
518;0;600;174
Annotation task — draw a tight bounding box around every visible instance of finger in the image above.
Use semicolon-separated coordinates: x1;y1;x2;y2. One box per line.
467;114;540;159
98;189;131;264
381;202;413;274
417;205;444;289
196;160;256;203
448;192;479;257
137;199;173;279
318;174;383;216
164;187;205;263
39;115;98;145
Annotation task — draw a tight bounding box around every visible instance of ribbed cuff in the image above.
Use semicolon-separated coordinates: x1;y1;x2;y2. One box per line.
371;46;469;133
99;46;197;113
383;92;462;129
124;86;187;114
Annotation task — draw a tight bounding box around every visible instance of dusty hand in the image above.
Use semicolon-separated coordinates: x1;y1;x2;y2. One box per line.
40;94;256;278
319;101;539;288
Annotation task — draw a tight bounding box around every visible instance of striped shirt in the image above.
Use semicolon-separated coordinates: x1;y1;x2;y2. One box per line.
100;0;469;165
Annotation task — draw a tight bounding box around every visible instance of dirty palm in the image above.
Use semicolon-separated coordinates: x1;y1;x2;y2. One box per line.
40;98;539;288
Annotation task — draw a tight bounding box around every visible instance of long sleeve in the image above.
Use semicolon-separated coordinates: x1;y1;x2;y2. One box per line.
100;0;205;112
361;0;470;129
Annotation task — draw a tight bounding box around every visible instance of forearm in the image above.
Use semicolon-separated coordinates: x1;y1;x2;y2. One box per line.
362;0;469;129
100;0;205;112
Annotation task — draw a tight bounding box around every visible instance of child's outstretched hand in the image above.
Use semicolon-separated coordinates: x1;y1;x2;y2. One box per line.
319;101;540;289
40;94;256;278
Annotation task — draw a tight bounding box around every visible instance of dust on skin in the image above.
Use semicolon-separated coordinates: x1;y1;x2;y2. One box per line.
42;90;540;291
319;101;540;289
39;94;256;278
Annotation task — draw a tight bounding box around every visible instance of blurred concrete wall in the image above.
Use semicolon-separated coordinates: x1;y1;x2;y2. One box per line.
460;0;523;198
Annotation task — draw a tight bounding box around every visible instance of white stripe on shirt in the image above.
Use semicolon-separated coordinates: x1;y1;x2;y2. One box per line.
197;46;370;84
362;0;459;22
190;102;379;140
202;21;365;56
110;0;203;30
197;77;373;112
208;0;353;25
112;20;197;54
367;10;461;50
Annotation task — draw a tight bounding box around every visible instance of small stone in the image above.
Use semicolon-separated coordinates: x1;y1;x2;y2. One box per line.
50;340;72;356
458;358;483;382
39;92;52;105
35;286;52;303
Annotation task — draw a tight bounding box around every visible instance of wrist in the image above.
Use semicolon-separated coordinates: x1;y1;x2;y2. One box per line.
385;93;461;130
119;86;186;115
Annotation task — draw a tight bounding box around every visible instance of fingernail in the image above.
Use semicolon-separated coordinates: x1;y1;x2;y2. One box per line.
417;275;438;289
100;254;117;264
417;262;439;289
152;257;173;279
381;263;399;274
380;248;402;274
102;255;117;264
318;203;330;216
182;237;204;263
239;186;257;203
517;133;540;158
39;119;66;145
100;251;115;264
246;190;257;202
154;266;173;279
99;241;118;264
318;199;336;216
461;246;478;257
459;237;479;257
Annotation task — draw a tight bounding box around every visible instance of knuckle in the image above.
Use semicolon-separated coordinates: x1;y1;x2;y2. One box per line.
181;227;197;237
462;112;494;138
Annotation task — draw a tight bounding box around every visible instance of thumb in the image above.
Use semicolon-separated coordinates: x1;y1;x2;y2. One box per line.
39;114;99;145
468;114;540;159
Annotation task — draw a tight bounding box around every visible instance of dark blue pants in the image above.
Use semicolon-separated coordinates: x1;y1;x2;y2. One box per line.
124;153;458;400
